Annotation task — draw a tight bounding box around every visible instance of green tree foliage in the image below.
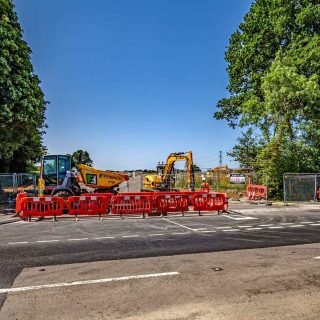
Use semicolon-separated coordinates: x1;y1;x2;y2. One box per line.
69;150;93;168
0;0;47;172
215;0;320;196
192;164;202;172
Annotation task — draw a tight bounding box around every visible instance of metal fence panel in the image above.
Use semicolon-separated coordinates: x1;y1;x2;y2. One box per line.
0;174;16;203
283;173;317;202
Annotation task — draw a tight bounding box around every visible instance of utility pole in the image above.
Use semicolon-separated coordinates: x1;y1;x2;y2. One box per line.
217;151;222;190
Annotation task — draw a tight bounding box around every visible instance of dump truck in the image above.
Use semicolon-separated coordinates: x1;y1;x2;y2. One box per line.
143;151;195;191
38;154;129;197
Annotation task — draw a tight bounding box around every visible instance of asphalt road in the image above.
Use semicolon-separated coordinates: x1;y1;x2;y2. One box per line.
1;208;320;311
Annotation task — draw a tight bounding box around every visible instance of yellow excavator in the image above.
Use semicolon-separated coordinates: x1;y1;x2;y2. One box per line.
144;151;195;191
38;154;129;197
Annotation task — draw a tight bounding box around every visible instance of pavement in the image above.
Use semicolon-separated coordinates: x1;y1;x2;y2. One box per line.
0;202;319;319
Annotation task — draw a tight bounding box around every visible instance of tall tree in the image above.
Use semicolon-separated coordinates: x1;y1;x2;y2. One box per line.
215;0;320;195
0;0;47;172
69;150;93;168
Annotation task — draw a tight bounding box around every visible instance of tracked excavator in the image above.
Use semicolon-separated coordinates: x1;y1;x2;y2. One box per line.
38;154;129;197
143;151;195;191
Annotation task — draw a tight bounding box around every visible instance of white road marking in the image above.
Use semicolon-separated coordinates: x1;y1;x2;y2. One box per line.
223;229;240;232
122;235;140;238
237;225;253;228
301;222;313;224
225;216;258;221
94;236;115;240
147;234;164;237
193;228;207;231
259;224;273;227
313;256;320;260
171;232;189;235
68;238;89;241
199;230;216;233
280;223;294;225
216;226;231;229
246;227;262;230
36;240;59;243
268;226;284;229
289;225;305;228
0;272;180;294
163;219;198;232
8;242;28;245
310;224;320;226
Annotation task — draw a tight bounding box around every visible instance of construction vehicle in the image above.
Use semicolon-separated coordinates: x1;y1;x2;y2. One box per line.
143;151;195;191
38;154;129;197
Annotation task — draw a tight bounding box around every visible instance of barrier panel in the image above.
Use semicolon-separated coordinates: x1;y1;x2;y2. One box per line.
20;196;65;220
111;194;152;216
15;192;27;213
192;193;228;213
246;184;267;200
66;195;111;218
155;193;189;214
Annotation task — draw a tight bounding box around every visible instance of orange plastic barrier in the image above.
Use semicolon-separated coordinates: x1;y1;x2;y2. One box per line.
155;193;189;214
192;193;228;213
246;184;267;200
66;194;111;217
15;192;27;213
111;194;152;216
20;196;65;219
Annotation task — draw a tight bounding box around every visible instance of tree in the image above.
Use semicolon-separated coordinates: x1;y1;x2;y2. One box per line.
192;164;202;172
69;150;93;168
215;0;320;196
0;0;47;172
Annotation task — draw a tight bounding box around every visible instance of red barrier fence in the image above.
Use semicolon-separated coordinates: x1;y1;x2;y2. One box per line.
20;196;65;220
16;192;27;213
192;193;228;213
111;194;152;216
66;194;112;218
246;184;267;200
155;193;189;214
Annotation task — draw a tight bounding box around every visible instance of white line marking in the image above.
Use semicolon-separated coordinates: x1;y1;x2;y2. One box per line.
223;229;239;232
171;232;189;235
199;230;216;233
68;238;89;241
301;222;314;224
268;226;284;229
216;226;231;229
122;235;140;238
163;219;197;232
310;224;320;226
8;242;28;245
259;224;273;227
225;216;258;220
193;228;207;231
246;227;262;230
280;223;294;225
313;256;320;260
0;272;180;294
94;236;115;240
237;225;253;228
289;225;305;228
36;240;59;243
147;234;164;237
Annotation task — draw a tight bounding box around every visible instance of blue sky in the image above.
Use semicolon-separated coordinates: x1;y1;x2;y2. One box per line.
14;0;252;170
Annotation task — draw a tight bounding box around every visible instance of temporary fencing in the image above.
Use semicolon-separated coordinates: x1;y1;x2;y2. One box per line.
193;193;228;213
246;184;267;201
15;192;27;213
20;196;65;220
111;194;153;217
66;194;113;219
155;193;189;215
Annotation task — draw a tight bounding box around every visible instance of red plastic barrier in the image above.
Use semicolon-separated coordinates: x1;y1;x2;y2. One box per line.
155;193;189;214
20;196;65;219
111;194;152;215
66;195;111;217
16;192;27;213
246;184;267;200
193;193;228;212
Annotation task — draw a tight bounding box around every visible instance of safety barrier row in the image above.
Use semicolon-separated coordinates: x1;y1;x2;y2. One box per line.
246;184;267;200
17;191;228;220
